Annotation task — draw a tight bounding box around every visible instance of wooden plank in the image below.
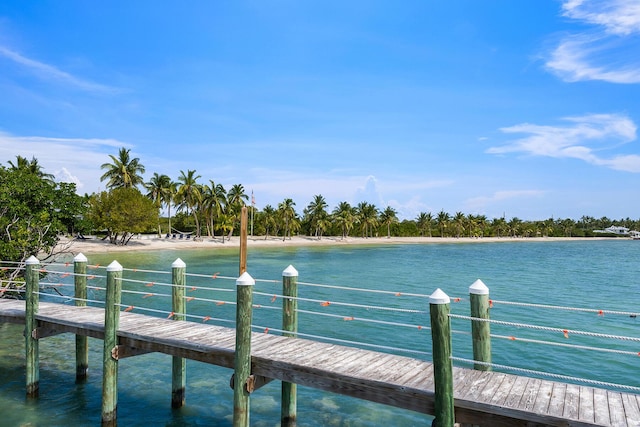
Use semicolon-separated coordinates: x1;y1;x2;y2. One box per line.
562;383;580;420
488;372;517;407
622;392;640;427
592;385;610;426
531;380;553;415
578;385;594;423
477;372;507;404
503;376;529;409
608;391;627;427
517;377;541;411
547;382;567;416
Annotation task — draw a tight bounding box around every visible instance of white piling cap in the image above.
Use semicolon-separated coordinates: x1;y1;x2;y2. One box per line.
106;260;123;272
74;253;88;263
236;271;255;286
282;265;298;277
469;279;489;295
172;258;186;268
429;288;450;304
26;255;39;265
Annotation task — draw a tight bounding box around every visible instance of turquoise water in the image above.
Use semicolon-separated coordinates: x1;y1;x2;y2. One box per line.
1;240;639;426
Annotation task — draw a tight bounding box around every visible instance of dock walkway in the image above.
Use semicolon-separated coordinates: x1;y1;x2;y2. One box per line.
1;298;638;426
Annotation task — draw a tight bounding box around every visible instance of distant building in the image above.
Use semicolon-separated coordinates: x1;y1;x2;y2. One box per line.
593;226;630;235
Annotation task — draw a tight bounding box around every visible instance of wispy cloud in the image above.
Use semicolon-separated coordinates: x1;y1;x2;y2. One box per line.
0;46;120;94
545;0;640;83
0;132;130;191
488;113;640;172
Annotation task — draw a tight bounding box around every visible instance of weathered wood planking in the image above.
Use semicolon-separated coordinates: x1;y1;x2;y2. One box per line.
1;299;639;427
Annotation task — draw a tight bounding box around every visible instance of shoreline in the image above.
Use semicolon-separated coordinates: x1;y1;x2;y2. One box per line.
55;234;621;255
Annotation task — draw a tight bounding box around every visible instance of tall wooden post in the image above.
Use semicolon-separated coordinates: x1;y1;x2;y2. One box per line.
239;206;248;275
281;265;299;426
171;258;187;408
469;279;491;371
102;260;122;426
25;255;40;398
74;253;89;382
429;288;455;427
233;271;255;427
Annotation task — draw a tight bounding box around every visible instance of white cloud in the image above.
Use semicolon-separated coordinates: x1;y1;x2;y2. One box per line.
0;46;120;94
488;113;640;171
465;190;546;216
545;0;640;83
562;0;640;36
0;132;131;192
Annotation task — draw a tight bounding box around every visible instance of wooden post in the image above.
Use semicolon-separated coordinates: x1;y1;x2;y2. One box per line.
102;260;123;427
25;255;40;398
74;253;89;382
429;288;455;427
239;206;248;275
469;279;491;371
233;271;255;427
281;265;299;426
171;258;187;408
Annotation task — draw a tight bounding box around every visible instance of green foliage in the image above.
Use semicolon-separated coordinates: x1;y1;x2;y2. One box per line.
88;188;158;245
0;167;83;262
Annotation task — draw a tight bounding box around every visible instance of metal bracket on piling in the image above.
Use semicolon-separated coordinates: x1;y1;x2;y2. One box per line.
110;345;152;360
32;325;66;339
229;373;274;393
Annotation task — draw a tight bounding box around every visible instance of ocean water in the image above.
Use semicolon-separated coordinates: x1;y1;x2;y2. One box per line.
0;239;638;426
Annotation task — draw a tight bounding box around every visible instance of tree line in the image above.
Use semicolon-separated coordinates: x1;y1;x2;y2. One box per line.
2;149;640;268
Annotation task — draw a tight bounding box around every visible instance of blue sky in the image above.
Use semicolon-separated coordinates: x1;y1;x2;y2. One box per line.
1;1;639;221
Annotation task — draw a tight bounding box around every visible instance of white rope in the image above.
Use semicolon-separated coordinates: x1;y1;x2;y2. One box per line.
122;267;170;275
252;325;431;357
490;299;639;317
185;272;235;281
298;280;430;298
450;356;640;393
120;277;174;288
120;289;172;299
491;333;640;357
296;308;430;331
449;314;640;342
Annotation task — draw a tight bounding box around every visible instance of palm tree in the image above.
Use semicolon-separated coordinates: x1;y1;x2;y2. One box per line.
225;184;248;238
202;180;226;238
305;194;328;239
436;210;450;238
332;201;355;239
145;173;173;236
379;206;398;238
8;155;56;184
415;212;433;237
261;205;277;240
453;212;465;238
278;198;297;241
176;169;202;237
100;147;145;189
356;202;379;238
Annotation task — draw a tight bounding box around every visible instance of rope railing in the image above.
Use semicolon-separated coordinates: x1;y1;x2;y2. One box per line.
488;299;640;317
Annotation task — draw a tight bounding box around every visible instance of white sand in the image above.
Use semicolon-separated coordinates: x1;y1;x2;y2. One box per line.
56;234;607;254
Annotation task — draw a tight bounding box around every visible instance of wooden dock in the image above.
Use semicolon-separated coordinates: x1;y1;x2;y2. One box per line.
0;298;638;426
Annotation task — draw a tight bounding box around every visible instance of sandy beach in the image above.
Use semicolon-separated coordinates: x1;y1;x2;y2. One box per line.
55;234;607;254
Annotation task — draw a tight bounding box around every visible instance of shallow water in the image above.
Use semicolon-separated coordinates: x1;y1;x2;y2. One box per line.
1;239;638;426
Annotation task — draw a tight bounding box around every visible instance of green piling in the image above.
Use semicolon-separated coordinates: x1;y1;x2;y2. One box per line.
25;255;40;398
74;253;89;382
171;258;187;408
469;279;491;371
429;288;455;427
233;271;255;427
102;260;122;426
281;265;299;426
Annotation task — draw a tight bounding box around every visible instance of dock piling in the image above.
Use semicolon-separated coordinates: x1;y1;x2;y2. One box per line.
25;255;40;398
281;265;299;426
429;288;455;427
74;253;89;382
469;279;491;371
171;258;187;408
233;271;255;427
102;260;122;426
